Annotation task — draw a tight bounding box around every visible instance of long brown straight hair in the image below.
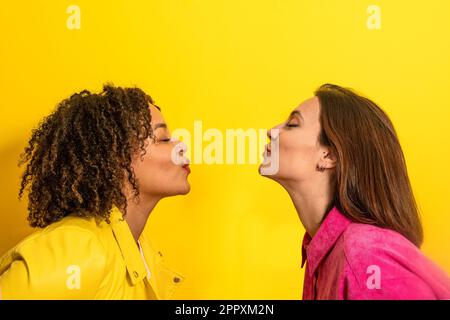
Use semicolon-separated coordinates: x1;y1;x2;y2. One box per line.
315;84;423;247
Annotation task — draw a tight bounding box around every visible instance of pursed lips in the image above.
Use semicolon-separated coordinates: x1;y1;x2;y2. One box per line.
181;158;191;174
182;164;190;174
264;144;271;157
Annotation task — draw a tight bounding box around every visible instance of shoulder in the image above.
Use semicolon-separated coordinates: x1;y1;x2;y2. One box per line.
0;216;109;299
339;223;443;299
342;222;418;256
341;222;423;272
13;215;107;256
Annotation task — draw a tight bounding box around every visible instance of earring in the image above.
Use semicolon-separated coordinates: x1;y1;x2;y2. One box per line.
316;164;326;172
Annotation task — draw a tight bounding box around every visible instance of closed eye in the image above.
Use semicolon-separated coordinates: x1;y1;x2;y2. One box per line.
285;119;299;128
285;110;303;128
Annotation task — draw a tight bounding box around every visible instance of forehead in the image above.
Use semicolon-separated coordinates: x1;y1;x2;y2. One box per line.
149;104;165;124
294;96;320;121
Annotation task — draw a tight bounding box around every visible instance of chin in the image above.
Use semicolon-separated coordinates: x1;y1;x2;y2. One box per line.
175;182;191;195
258;164;278;179
179;185;191;195
258;164;266;176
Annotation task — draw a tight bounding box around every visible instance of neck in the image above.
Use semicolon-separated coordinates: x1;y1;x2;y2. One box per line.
123;194;160;242
281;177;334;237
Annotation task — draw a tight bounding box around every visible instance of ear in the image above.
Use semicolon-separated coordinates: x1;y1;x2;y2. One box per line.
320;148;337;169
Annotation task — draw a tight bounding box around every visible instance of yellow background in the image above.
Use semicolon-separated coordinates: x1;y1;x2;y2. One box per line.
1;0;449;299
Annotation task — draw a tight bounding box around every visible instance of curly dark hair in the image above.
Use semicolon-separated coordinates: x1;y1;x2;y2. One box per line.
18;84;157;228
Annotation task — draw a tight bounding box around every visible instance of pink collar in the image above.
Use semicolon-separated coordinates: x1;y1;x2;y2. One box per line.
301;206;352;273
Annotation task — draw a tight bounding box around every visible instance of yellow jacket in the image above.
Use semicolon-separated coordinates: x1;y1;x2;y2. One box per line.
0;206;185;299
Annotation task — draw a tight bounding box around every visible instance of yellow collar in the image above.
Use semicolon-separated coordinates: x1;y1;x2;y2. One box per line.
109;206;148;286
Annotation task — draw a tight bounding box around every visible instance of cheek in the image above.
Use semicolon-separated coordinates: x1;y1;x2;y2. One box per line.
134;145;187;195
278;132;318;176
149;147;176;171
139;146;174;179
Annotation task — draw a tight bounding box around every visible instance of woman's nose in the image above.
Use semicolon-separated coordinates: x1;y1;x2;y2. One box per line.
176;141;187;156
267;126;280;140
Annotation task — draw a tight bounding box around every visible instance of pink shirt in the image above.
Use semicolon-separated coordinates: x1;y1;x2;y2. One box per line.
301;206;450;300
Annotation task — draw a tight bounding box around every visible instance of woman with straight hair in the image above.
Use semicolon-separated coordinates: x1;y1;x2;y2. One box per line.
259;83;450;299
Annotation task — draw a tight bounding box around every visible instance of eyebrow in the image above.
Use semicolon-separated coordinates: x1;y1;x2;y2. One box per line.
153;123;167;131
289;110;304;121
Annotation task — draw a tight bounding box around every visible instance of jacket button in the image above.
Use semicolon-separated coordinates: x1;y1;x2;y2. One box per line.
133;271;139;278
173;277;180;283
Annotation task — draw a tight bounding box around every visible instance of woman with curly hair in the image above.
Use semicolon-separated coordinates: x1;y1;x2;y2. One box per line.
0;84;191;299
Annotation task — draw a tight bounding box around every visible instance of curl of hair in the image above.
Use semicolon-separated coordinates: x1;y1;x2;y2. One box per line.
19;84;155;228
